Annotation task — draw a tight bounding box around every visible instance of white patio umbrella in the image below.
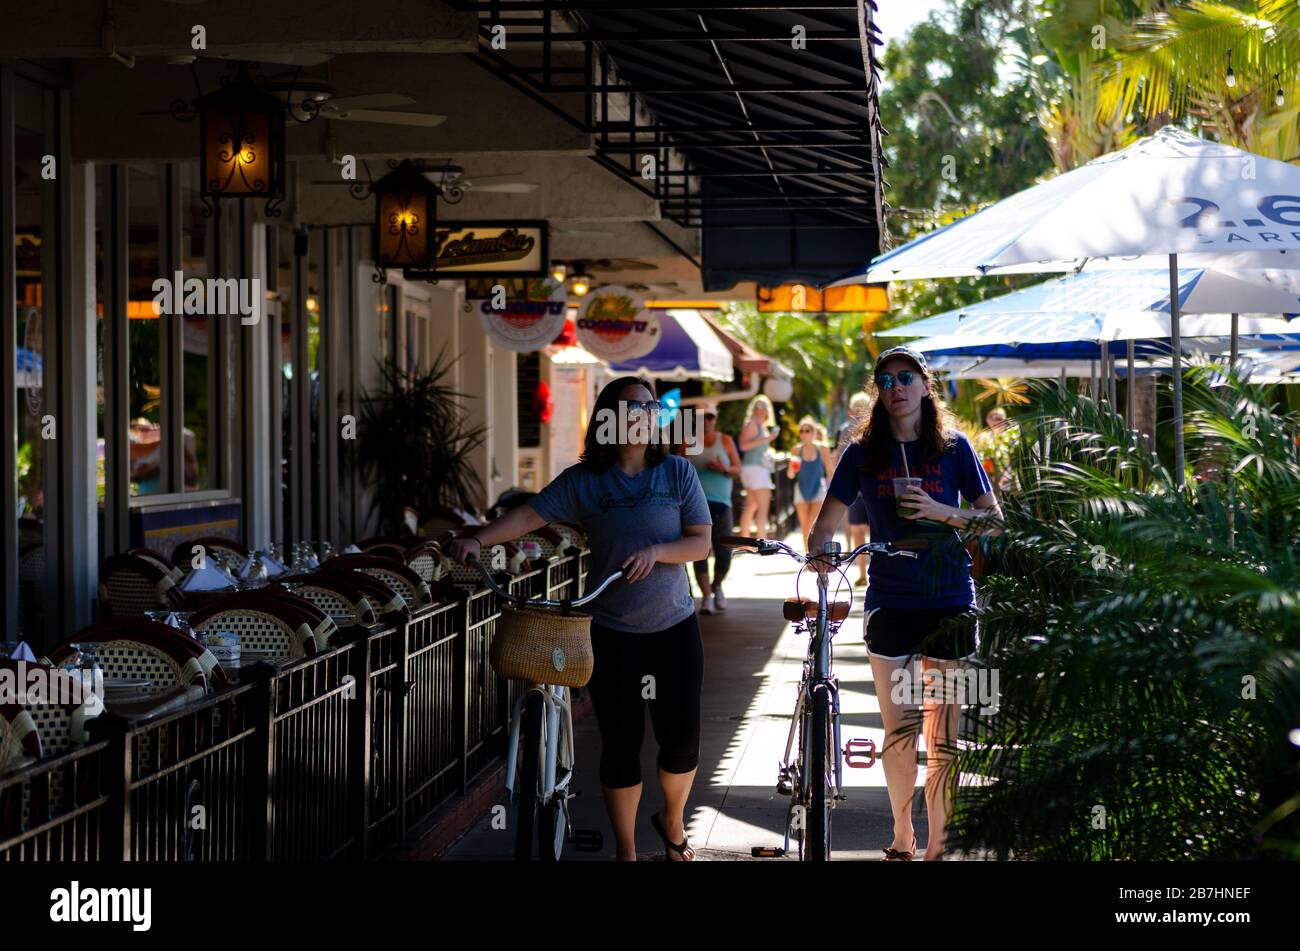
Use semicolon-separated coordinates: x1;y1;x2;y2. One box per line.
836;126;1300;484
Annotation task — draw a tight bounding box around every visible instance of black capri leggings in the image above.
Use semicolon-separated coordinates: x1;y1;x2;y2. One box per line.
586;613;705;789
692;500;733;585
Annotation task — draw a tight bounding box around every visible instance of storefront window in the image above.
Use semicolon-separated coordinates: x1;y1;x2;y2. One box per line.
127;163;164;496
180;163;212;490
13;76;51;639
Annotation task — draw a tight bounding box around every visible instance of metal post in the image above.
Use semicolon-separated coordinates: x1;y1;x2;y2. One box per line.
1229;312;1239;374
1169;253;1185;487
1126;339;1135;430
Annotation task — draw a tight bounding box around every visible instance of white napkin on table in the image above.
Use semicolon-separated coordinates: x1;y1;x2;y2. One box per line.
179;562;236;592
10;641;36;662
342;544;362;555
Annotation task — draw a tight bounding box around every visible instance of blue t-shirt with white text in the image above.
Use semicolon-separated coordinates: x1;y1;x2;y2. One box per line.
827;433;992;610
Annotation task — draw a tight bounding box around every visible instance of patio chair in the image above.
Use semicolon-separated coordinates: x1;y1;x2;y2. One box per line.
188;591;328;662
356;536;411;560
322;554;434;611
127;547;185;583
275;573;382;628
517;527;567;561
418;504;482;539
317;568;411;618
99;553;188;619
170;536;248;573
45;619;228;696
402;541;443;585
0;703;40;775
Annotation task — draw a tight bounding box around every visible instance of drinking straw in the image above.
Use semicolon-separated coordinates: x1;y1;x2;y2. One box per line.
900;440;910;479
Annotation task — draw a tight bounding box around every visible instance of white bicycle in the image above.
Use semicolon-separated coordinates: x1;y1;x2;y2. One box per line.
474;561;622;861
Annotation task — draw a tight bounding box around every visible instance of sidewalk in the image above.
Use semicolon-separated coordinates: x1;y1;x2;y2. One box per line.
443;533;953;861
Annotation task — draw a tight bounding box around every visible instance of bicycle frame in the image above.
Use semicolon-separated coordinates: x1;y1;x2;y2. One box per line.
503;683;575;806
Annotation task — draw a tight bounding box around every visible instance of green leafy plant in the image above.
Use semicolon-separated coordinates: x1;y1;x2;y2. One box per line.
357;348;486;535
923;364;1300;859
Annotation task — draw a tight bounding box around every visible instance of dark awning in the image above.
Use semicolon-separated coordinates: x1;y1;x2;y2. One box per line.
459;1;886;292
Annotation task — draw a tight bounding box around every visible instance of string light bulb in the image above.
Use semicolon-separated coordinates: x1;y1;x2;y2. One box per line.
1225;49;1236;88
1276;75;1285;106
550;262;567;284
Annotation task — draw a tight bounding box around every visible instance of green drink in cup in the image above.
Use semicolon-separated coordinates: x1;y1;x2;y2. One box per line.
893;477;924;519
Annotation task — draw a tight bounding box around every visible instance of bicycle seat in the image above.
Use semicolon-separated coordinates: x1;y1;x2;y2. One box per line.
783;598;851;623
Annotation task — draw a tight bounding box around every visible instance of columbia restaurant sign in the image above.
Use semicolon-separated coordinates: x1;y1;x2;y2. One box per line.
402;220;548;279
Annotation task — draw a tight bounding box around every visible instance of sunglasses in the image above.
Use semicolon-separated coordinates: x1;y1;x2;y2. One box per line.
875;370;918;390
703;413;717;421
622;399;663;417
799;427;814;433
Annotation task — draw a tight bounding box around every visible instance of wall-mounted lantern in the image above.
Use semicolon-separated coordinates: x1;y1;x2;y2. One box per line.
197;62;286;212
369;159;439;283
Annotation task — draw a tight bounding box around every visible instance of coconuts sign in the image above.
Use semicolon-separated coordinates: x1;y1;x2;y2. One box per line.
575;286;659;361
473;278;568;352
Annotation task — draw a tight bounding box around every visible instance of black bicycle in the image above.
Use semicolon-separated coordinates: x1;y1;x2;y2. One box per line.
721;536;916;861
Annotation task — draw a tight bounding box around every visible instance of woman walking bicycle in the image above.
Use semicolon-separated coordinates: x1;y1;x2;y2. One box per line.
448;376;712;862
806;347;1001;862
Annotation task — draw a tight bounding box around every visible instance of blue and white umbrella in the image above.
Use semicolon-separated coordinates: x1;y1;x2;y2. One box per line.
833;127;1300;482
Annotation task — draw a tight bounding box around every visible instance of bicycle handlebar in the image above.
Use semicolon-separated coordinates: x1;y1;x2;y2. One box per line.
717;535;917;564
469;557;624;608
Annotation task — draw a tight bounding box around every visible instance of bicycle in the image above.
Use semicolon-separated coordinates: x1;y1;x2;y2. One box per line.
720;535;917;861
472;559;623;861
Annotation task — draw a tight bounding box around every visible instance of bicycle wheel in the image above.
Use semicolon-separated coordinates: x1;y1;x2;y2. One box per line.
807;685;831;861
539;793;566;862
514;691;545;861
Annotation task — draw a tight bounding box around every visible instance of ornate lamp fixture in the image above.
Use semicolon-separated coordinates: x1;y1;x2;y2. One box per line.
369;159;439;283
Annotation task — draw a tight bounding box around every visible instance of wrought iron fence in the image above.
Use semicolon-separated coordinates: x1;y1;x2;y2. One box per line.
0;553;587;862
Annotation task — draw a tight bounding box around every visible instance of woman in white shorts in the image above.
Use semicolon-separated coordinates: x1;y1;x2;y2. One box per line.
737;395;777;535
785;416;833;545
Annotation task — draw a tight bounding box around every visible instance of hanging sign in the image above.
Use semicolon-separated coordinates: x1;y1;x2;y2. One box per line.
472;277;569;352
404;220;548;279
575;286;660;361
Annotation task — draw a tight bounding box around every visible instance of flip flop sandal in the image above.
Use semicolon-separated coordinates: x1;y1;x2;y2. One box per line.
881;841;916;861
651;811;694;862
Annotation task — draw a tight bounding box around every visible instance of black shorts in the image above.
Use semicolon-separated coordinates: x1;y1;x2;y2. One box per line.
864;605;978;660
847;494;869;526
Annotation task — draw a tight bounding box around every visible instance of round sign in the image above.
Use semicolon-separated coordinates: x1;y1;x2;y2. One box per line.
474;278;569;352
575;286;660;361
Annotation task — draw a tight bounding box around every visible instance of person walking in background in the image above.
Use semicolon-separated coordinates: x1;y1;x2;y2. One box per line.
737;395;778;537
785;415;834;547
448;376;712;861
689;401;741;615
836;391;873;585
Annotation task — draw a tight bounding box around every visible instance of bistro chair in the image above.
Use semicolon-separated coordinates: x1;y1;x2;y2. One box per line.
402;541;443;585
418;504;482;540
189;591;328;663
0;659;103;835
322;554;434;611
551;522;587;554
169;536;248;573
99;553;188;619
45;619;228;696
356;536;411;560
517;527;567;561
276;573;383;629
128;547;185;583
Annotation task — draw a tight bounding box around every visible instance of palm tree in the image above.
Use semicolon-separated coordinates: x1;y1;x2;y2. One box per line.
913;364;1300;859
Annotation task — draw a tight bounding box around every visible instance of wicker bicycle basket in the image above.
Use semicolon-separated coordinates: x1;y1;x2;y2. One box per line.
489;602;595;687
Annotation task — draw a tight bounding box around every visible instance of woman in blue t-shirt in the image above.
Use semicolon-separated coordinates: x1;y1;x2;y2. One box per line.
807;347;1001;862
448;376;713;862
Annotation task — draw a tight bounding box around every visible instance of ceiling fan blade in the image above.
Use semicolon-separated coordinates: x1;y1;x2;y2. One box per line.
327;109;447;127
589;259;657;271
320;93;415;111
471;182;539;193
213;51;333;67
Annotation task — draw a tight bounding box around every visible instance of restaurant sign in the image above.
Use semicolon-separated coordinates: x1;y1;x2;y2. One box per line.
470;277;569;352
403;220;548;279
576;286;660;361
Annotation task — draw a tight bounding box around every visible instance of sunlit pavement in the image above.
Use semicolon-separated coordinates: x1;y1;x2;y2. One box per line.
444;531;983;861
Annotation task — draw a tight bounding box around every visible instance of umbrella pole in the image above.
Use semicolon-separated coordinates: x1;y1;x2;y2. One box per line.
1126;339;1135;431
1108;345;1118;408
1230;312;1239;374
1169;253;1185;488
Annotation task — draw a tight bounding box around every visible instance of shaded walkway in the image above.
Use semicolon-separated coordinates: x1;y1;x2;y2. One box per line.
443;533;954;861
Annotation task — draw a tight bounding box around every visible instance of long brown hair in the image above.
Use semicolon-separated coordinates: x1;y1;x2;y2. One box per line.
851;371;958;474
579;375;668;473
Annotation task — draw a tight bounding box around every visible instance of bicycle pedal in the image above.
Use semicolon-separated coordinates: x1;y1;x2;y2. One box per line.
775;779;794;795
843;737;877;768
571;829;603;852
751;846;786;858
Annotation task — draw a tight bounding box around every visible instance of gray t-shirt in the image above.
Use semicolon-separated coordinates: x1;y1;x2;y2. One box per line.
528;454;712;633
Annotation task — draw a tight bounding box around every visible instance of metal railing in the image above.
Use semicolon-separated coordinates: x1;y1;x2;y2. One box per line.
0;553;587;862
